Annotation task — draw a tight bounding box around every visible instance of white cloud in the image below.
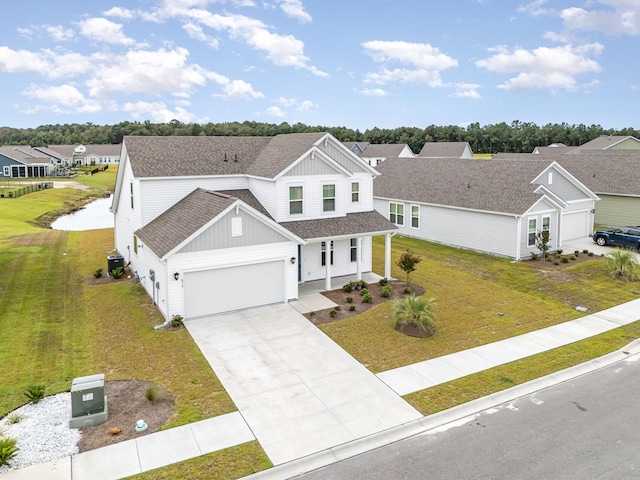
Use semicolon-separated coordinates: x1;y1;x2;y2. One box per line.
103;7;135;20
451;83;481;99
232;0;256;6
278;0;312;22
0;47;92;79
23;84;102;113
275;96;297;107
75;18;136;45
44;25;74;42
266;105;286;118
362;40;457;87
219;79;264;100
122;101;196;123
476;43;603;92
517;0;551;17
561;1;640;36
360;88;388;96
297;100;315;111
183;22;220;48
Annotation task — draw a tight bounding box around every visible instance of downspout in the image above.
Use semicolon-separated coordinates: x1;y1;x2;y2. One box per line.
515;216;521;260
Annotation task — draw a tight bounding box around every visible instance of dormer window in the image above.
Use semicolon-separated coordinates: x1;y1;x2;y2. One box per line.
289;186;303;215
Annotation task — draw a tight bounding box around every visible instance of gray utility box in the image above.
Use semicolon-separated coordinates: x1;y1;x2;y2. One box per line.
69;373;108;428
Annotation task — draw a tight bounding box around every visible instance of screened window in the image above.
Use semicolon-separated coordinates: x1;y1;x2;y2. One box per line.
528;218;537;246
411;205;419;229
321;241;334;266
390;202;404;226
351;182;359;202
323;184;336;212
289;186;303;214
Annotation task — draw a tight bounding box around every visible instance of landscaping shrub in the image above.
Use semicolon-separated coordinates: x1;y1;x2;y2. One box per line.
334;306;341;311
553;260;560;266
362;293;373;303
582;249;589;254
0;437;18;467
24;384;45;404
556;249;563;255
606;249;639;281
348;305;356;312
342;282;355;293
393;295;436;336
110;266;124;279
588;251;594;256
346;297;353;304
378;277;389;286
6;413;22;424
170;314;184;328
145;385;159;402
329;309;338;318
561;257;569;264
93;268;103;278
530;252;538;260
403;287;411;294
360;288;369;296
574;250;580;256
570;255;577;261
380;285;392;298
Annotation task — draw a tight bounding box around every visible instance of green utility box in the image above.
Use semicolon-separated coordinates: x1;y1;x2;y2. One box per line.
69;373;108;428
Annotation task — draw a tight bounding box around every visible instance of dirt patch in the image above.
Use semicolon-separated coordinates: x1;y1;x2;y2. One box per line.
306;280;425;325
51;181;90;191
78;380;174;452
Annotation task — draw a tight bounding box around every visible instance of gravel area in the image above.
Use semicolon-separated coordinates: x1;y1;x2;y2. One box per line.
0;393;81;474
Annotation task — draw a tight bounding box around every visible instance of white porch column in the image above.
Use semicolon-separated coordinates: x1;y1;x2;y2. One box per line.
356;237;362;281
384;233;392;279
325;257;332;291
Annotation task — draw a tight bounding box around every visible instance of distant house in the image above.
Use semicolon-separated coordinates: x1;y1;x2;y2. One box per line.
373;157;598;260
41;144;121;166
532;143;573;154
418;141;474;159
111;133;397;321
533;136;640;154
494;151;640;227
344;142;414;166
0;146;54;178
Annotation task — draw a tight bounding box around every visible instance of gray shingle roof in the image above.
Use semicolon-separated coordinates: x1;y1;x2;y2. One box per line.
0;146;53;164
280;211;397;240
135;188;236;258
418;142;471;158
569;135;640;151
492;151;640;196
360;144;412;158
47;144;121;157
124;133;327;179
374;157;554;215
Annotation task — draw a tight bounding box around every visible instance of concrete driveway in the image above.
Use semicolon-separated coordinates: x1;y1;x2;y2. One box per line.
563;236;640;259
185;304;422;466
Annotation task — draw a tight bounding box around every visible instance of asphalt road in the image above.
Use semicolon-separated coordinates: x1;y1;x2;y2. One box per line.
297;355;640;480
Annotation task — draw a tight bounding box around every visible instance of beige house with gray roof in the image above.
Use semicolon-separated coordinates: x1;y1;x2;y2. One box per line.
373;157;598;260
111;133;397;321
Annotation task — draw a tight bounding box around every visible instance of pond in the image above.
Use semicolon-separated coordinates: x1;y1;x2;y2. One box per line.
51;195;114;231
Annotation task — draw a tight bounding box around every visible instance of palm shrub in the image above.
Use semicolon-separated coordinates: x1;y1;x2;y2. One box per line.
606;248;639;281
393;295;436;336
0;437;18;467
110;266;124;279
24;384;45;403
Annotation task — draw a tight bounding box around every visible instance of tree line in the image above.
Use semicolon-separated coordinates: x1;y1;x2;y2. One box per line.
1;120;637;155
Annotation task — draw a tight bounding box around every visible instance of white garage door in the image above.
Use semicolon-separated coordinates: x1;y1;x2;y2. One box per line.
184;261;284;318
561;210;589;242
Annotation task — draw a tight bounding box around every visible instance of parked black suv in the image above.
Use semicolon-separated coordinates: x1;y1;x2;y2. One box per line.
593;226;640;250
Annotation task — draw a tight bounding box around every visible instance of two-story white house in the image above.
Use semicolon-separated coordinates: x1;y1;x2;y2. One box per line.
111;132;397;322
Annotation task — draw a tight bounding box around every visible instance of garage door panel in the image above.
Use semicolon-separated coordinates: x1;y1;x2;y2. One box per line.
562;211;589;242
184;261;284;318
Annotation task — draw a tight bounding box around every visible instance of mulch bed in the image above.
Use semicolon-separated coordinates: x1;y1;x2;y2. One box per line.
85;266;134;286
305;279;425;325
78;380;174;452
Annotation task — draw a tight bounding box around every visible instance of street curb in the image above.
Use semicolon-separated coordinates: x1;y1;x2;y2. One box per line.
242;339;640;479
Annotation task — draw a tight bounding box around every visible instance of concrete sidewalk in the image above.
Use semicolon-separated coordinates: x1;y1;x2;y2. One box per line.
3;297;640;480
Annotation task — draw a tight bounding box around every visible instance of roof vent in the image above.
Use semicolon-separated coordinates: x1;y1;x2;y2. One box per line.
223;153;228;162
234;154;238;162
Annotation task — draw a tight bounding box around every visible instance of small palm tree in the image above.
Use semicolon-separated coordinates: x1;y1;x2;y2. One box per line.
606;248;639;281
393;295;436;335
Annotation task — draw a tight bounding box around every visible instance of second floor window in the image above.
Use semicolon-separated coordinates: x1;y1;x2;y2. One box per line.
290;186;303;214
130;182;134;209
323;184;335;212
351;182;359;202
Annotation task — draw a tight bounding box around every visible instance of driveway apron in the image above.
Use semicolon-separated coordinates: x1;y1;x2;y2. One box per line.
185;303;422;465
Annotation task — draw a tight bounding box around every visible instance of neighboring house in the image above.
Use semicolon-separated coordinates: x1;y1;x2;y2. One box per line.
373;157;598;260
43;144;121;166
532;143;573;154
533;136;640;154
344;142;414;166
417;141;474;159
111;133;398;321
493;151;640;227
0;146;54;178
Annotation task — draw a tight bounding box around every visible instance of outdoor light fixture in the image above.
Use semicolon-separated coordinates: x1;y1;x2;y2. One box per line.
290;257;296;264
174;272;180;280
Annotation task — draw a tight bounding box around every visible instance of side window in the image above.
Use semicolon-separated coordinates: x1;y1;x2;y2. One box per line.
528;218;537;246
130;181;134;209
411;205;419;229
389;202;404;226
289;186;303;215
351;182;359;202
3;166;9;176
133;235;138;255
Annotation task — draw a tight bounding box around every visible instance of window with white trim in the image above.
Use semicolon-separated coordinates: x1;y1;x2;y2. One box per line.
528;218;537;246
289;186;303;214
411;205;419;229
3;166;9;176
133;235;138;255
350;238;357;262
321;241;334;266
351;182;359;202
323;184;335;212
541;215;550;243
130;181;134;209
389;202;404;226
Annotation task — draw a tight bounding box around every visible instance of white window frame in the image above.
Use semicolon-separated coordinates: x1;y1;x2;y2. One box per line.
323;184;336;212
411;204;420;229
528;217;537;247
350;238;358;262
321;241;334;266
351;182;359;202
389;202;404;226
130;181;134;210
3;166;10;176
289;186;303;215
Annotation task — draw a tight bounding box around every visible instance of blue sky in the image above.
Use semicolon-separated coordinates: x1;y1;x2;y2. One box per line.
0;0;637;130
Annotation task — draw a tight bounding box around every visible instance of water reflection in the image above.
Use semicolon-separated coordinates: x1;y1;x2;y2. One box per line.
51;195;114;231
